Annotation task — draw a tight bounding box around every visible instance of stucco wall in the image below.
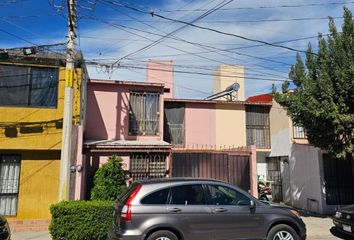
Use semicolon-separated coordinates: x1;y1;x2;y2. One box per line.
0;67;83;150
2;150;60;220
212;65;245;101
289;144;325;213
147;60;173;98
215;103;246;148
269;100;291;157
184;102;216;147
85;82;164;141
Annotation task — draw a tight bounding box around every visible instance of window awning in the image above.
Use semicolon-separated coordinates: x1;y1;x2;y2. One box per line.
84;140;172;152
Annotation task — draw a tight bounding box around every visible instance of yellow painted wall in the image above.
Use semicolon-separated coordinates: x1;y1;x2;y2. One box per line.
213;65;245;101
2;151;60;220
215;103;246;148
0;62;83;220
0;64;82;150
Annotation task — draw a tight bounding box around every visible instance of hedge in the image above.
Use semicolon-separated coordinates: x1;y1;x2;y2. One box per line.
49;201;114;240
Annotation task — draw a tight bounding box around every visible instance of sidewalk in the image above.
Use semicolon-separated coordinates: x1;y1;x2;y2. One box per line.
12;231;51;240
11;215;335;240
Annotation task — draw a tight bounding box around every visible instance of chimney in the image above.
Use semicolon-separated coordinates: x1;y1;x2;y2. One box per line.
213;65;245;101
147;60;173;98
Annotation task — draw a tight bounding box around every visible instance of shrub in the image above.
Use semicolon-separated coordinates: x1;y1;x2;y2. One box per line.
91;155;127;201
49;200;114;240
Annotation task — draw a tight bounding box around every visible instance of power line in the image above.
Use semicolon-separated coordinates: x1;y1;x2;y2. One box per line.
200;16;344;23
137;61;289;79
83;13;293;76
100;0;317;55
108;0;235;63
0;14;62;19
86;61;289;82
158;1;354;12
89;58;288;79
0;28;38;46
77;16;344;24
127;68;212;96
0;18;41;38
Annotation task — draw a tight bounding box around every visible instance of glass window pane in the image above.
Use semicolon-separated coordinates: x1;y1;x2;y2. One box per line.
141;188;169;205
129;92;159;135
169;184;205;205
0;155;21;216
0;65;30;106
207;184;250;206
30;67;58;107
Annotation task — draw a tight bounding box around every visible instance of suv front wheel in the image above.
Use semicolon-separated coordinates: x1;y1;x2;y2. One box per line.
267;224;299;240
147;230;178;240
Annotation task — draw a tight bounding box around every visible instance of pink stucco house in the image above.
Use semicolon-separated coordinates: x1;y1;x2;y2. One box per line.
78;61;268;199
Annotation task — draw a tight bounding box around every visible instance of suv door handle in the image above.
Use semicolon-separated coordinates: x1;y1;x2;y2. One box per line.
167;207;182;213
213;208;227;213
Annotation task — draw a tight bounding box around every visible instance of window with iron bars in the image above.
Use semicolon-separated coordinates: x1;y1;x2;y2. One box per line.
129;92;160;135
0;155;21;216
293;125;307;139
130;154;166;181
246;105;271;149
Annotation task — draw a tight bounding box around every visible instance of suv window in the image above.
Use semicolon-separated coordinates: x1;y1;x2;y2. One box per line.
207;184;250;206
169;184;206;205
141;188;169;204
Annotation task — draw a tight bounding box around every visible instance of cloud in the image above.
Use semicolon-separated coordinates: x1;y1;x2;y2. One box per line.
20;0;347;98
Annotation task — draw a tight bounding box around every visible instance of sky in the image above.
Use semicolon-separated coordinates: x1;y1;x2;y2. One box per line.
0;0;353;99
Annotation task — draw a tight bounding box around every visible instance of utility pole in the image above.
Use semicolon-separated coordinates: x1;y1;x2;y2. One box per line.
59;0;77;201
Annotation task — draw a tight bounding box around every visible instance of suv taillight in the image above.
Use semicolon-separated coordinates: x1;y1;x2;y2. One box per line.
120;184;142;222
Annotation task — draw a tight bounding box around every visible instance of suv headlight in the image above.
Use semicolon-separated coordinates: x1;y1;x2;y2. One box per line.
335;211;342;218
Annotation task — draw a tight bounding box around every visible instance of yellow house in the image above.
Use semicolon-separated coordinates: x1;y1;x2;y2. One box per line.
0;50;87;232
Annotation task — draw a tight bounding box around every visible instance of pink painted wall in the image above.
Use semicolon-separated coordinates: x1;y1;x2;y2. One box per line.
184;102;216;148
85;81;164;141
75;126;84;200
147;60;173;98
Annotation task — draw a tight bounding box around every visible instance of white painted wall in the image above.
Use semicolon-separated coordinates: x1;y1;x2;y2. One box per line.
289;144;324;213
256;151;269;180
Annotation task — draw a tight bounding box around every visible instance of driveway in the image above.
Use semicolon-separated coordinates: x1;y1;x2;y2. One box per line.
301;215;335;240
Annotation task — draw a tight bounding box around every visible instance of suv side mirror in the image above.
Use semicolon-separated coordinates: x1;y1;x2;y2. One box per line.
250;200;255;209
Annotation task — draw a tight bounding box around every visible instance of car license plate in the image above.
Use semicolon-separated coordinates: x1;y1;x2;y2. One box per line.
343;224;352;232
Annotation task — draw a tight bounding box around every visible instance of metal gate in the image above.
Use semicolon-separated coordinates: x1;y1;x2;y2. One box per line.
323;153;354;205
267;157;283;202
130;154;166;181
171;152;250;191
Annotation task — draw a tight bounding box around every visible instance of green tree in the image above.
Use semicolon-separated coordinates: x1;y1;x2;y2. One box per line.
274;7;354;159
91;155;127;201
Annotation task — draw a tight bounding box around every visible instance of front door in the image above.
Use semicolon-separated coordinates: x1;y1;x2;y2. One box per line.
206;184;265;240
267;157;283;202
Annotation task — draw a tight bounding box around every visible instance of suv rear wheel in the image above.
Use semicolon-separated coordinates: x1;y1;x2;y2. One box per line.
147;230;178;240
267;224;299;240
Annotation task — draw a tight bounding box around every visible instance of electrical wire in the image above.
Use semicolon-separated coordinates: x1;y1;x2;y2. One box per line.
85;60;289;82
158;1;354;12
100;0;318;55
108;0;235;63
82;14;294;77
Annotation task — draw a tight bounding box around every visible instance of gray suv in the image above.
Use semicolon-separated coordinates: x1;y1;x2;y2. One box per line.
108;178;306;240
